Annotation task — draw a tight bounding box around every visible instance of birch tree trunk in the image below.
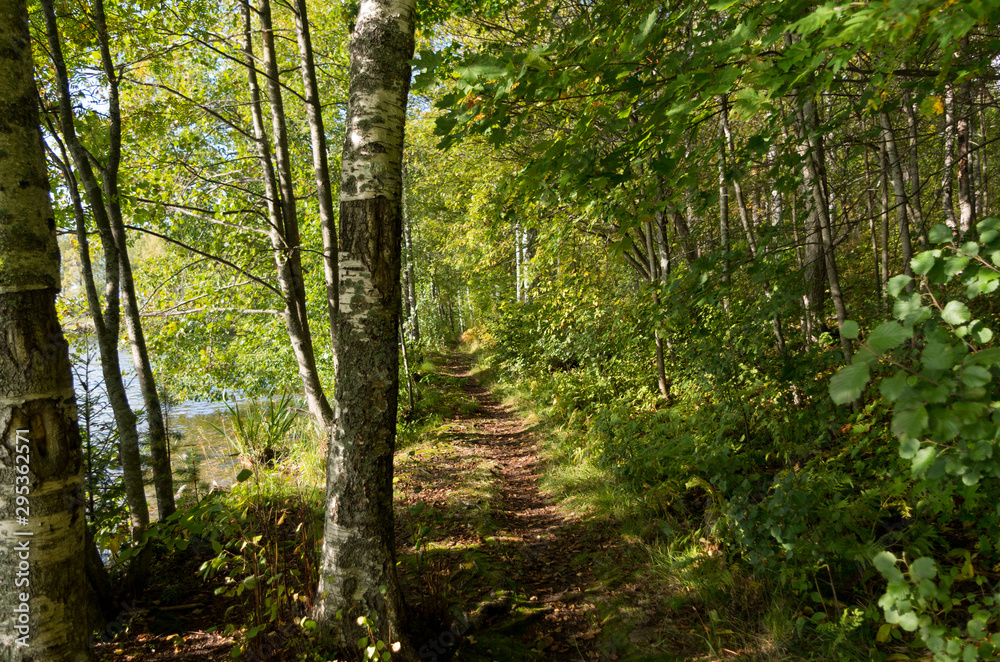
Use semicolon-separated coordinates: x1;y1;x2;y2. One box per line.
404;188;419;343
879;111;914;283
40;0;152;559
902;94;927;248
942;84;958;233
0;2;92;656
293;0;339;361
794;96;852;363
514;223;523;302
718;126;731;298
958;81;976;236
314;0;418;657
91;0;175;521
241;0;334;431
719;95;758;257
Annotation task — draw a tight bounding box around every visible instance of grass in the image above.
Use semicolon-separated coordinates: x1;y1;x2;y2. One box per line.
467;344;894;662
96;344;895;661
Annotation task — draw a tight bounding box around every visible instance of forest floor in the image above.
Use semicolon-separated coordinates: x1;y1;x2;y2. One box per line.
92;349;720;662
392;351;675;661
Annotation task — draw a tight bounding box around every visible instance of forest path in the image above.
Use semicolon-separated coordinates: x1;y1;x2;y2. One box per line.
394;351;621;661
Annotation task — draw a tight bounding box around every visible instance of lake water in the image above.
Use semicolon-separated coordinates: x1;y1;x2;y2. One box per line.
71;344;243;519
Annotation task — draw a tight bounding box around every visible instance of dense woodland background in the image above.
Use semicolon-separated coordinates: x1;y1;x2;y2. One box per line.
11;0;1000;658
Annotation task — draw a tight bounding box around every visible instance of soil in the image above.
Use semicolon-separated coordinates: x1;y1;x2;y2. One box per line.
400;352;618;661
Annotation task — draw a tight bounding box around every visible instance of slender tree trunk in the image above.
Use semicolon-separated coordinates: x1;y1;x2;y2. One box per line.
958;81;976;236
0;3;93;655
979;92;988;215
242;0;333;431
403;189;419;343
719;95;758;257
902;94;927;248
645;216;669;398
514;223;523;302
879;139;891;308
292;0;339;363
314;0;418;658
399;330;414;413
794;96;852;362
40;0;152;563
718;119;731;310
942;83;958;232
90;0;175;521
864;141;881;304
879;111;914;283
769;143;783;230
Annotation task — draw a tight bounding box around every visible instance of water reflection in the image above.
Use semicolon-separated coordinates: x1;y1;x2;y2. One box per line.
70;344;242;519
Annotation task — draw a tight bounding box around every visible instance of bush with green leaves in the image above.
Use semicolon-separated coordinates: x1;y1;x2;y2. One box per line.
831;218;1000;661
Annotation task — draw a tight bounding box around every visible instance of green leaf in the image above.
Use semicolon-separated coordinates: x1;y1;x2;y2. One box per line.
910;557;937;581
894;293;932;325
960;241;980;257
867;322;913;354
237;468;253;482
911;446;937;478
900;437;920;459
929;223;955;243
942;301;971;325
841;320;859;340
978;217;1000;233
922;342;955;370
971;348;1000;366
912;250;941;275
829;362;870;404
880;372;908;401
888;274;913;297
893;405;928;439
962;365;992;388
970;320;994;344
898;611;919;632
873;551;898;577
243;575;258;590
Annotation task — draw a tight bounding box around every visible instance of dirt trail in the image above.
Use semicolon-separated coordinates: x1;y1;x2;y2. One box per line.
431;352;612;660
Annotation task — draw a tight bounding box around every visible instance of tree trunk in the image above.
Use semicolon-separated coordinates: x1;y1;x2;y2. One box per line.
719;95;758;257
40;0;152;562
403;179;419;343
902;94;927;248
292;0;339;363
314;0;418;658
879;111;914;284
942;83;958;233
514;223;523;302
794;96;852;362
242;0;333;431
863;140;882;304
718;122;731;299
645;216;669;398
958;81;976;236
90;0;175;521
0;3;93;656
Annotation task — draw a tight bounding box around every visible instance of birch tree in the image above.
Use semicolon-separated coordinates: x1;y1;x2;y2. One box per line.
0;0;91;657
314;0;418;657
